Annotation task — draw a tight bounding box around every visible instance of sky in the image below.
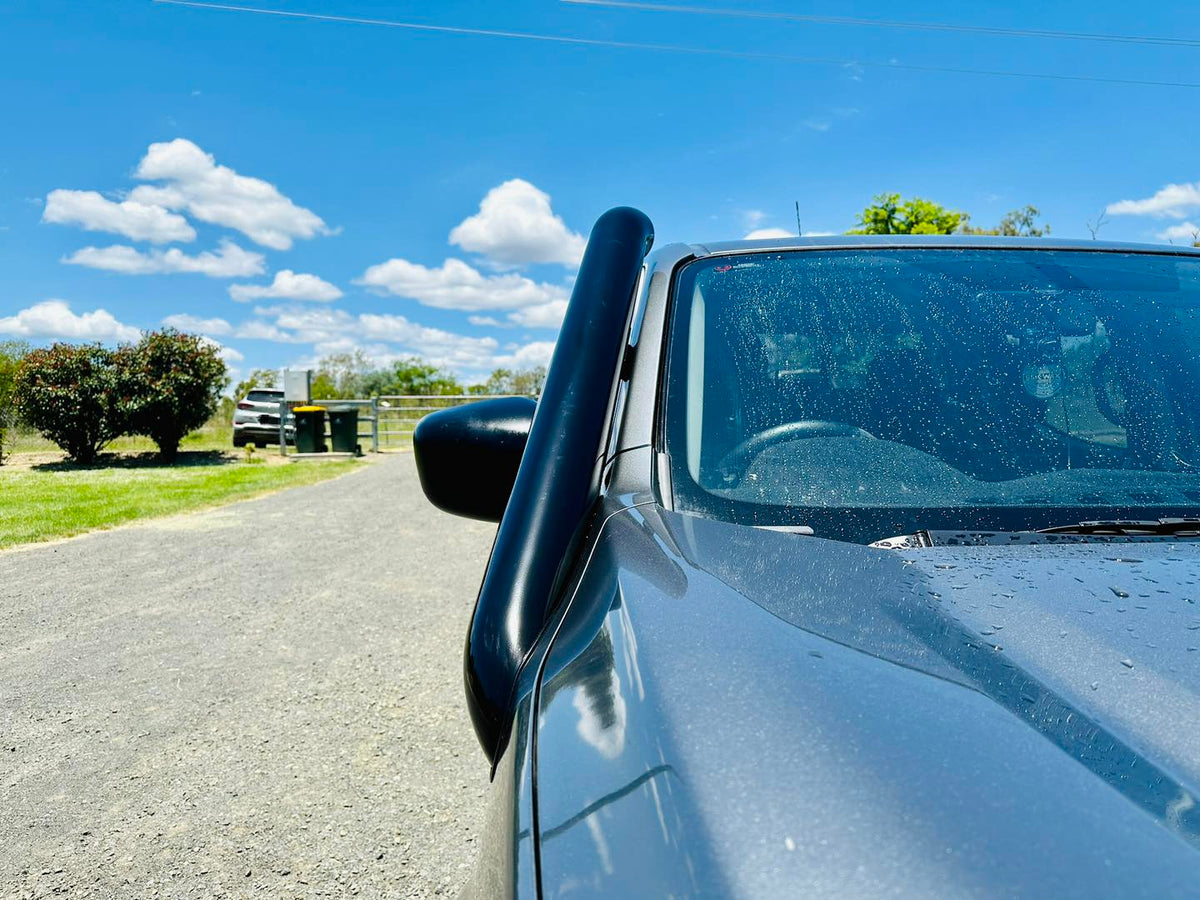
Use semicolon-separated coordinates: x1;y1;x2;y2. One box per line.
2;0;1199;385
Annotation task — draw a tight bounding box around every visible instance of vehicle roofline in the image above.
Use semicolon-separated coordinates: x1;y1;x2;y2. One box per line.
647;235;1200;260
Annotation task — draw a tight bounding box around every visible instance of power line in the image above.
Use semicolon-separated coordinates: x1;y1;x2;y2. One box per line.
151;1;1200;90
563;0;1200;49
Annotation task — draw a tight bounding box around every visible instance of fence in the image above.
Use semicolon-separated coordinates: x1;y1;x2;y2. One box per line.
308;395;536;453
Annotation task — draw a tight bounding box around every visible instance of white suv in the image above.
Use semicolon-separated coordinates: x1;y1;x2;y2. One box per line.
232;389;294;448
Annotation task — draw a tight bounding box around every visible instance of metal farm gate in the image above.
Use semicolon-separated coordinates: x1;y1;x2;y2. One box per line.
316;395;536;453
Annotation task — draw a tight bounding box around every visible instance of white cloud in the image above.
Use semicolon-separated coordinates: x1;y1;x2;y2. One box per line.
255;306;355;344
448;178;586;269
742;209;767;230
128;138;330;250
213;343;244;363
237;305;501;370
493;340;556;370
357;256;568;312
233;320;294;342
1157;222;1200;243
745;227;795;239
803;118;832;132
506;299;568;329
42;189;196;244
228;269;343;302
1107;182;1200;219
468;315;502;327
161;314;233;336
359;313;502;369
225;303;553;374
64;239;265;278
0;300;140;343
194;335;244;364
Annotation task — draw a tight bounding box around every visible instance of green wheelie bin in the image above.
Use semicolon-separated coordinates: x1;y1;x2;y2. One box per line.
293;406;327;453
328;407;360;454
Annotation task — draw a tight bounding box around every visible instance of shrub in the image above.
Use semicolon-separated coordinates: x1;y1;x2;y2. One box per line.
13;343;128;464
123;330;227;461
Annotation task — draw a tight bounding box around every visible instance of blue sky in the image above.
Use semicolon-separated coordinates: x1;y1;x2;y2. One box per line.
2;0;1199;384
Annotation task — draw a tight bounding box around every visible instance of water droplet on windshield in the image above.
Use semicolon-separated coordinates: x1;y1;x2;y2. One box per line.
1110;586;1130;598
1120;658;1135;669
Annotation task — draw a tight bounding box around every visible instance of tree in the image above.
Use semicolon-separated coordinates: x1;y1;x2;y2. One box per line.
231;368;278;400
0;340;30;464
122;330;228;461
312;349;375;399
962;205;1050;236
309;371;340;401
360;357;461;396
1085;210;1110;241
480;366;547;396
14;343;129;464
848;193;964;235
996;205;1050;237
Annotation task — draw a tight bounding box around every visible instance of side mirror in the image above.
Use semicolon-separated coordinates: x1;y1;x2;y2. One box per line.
412;397;537;522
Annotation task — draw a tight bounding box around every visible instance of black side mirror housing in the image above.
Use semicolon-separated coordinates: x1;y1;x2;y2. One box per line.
412;397;537;522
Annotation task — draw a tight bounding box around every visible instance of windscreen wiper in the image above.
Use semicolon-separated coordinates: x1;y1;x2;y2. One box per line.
1037;518;1200;536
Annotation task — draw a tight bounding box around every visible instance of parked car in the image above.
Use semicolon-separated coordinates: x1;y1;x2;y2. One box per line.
414;208;1200;898
232;388;293;447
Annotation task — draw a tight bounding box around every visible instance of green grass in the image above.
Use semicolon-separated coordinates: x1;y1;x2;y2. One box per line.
0;457;359;550
8;422;234;456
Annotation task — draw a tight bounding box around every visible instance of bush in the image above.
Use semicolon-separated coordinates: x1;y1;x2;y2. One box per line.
123;329;227;461
14;343;129;464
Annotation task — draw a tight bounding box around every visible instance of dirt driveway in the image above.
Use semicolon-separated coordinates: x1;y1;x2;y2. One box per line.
0;453;496;898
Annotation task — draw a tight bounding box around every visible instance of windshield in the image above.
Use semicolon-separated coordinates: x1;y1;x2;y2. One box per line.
246;390;284;402
664;248;1200;543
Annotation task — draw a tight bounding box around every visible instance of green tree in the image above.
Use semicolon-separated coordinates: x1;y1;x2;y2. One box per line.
313;349;375;399
962;204;1050;237
848;193;964;235
123;330;228;461
997;205;1050;237
309;371;341;401
480;366;547;396
360;357;461;396
14;343;129;464
0;340;30;464
232;368;278;400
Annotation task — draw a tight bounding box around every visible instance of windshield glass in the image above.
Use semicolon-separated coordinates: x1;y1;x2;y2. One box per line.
664;248;1200;543
246;390;283;402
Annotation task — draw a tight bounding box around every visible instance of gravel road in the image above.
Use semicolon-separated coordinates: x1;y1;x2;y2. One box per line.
0;453;497;898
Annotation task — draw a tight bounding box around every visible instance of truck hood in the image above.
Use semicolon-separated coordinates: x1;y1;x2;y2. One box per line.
534;506;1200;898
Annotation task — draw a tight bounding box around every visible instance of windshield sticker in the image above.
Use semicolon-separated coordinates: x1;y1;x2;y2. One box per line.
1023;363;1064;399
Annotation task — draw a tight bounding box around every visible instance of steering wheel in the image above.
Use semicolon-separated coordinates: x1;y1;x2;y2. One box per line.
717;420;874;485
